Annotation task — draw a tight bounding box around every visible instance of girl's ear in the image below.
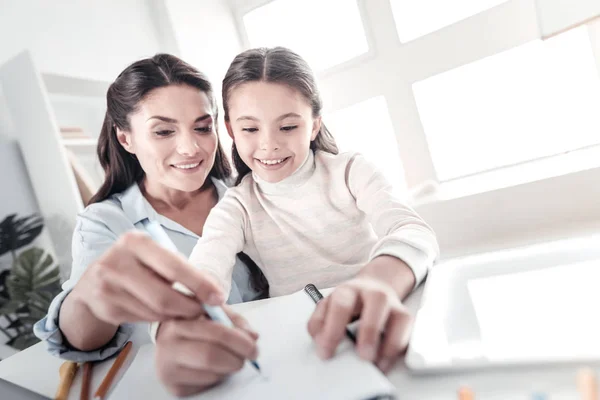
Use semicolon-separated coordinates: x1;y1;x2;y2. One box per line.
225;121;235;140
311;116;322;141
116;128;135;154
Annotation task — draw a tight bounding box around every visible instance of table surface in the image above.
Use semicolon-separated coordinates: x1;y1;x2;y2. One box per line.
1;236;600;400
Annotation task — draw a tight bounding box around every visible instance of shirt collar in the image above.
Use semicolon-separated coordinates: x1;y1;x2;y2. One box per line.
117;177;228;236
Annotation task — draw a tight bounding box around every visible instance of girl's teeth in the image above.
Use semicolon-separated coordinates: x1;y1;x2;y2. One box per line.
174;163;199;169
260;159;285;165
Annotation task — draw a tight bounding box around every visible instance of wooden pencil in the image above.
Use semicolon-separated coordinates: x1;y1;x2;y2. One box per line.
80;362;93;400
94;341;133;399
55;361;79;400
577;368;598;400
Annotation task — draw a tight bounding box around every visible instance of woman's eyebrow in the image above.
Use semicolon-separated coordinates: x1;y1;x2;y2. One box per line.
146;114;212;123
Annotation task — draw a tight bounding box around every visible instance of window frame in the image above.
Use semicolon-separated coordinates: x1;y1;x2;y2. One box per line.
228;0;600;258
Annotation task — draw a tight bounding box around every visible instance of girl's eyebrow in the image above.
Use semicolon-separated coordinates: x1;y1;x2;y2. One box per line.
146;114;212;123
235;112;302;122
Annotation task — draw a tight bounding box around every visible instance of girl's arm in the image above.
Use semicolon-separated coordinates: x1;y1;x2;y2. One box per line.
188;191;249;295
347;153;439;290
307;153;439;373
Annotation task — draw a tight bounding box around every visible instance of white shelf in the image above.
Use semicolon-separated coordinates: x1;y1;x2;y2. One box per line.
61;138;97;147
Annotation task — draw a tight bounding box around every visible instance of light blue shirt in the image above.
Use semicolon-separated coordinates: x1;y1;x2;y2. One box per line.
33;178;263;362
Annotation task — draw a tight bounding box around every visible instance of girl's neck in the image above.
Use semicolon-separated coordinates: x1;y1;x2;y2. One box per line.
140;178;214;212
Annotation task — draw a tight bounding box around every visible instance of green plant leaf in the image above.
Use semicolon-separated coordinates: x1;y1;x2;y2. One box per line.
8;248;60;302
0;300;23;315
0;214;44;258
11;332;39;351
6;319;22;329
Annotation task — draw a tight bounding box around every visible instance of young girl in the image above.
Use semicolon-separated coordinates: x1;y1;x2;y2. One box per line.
189;47;439;372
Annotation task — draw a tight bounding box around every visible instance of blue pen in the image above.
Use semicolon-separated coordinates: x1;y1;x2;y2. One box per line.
143;220;261;373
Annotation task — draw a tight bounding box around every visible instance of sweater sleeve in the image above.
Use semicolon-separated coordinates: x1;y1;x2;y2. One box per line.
188;191;248;295
346;154;440;286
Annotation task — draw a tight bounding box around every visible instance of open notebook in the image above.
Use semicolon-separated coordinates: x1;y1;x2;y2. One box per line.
110;289;395;399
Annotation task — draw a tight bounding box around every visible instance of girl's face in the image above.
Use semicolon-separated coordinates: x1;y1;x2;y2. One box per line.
117;84;218;193
226;81;321;183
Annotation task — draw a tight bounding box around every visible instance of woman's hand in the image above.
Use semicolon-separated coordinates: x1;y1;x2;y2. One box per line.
155;306;259;397
60;231;226;350
307;256;416;373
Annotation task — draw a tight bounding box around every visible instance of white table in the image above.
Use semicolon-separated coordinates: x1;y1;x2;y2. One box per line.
1;237;599;400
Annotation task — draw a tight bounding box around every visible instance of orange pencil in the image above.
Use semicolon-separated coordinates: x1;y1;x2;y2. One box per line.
94;341;133;400
458;386;475;400
577;368;599;400
80;362;93;400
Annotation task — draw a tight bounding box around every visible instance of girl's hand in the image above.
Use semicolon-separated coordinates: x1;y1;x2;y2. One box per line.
307;256;415;373
155;306;259;397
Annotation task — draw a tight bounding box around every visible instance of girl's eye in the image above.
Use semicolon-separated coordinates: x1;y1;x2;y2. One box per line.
242;127;258;133
281;125;298;132
195;126;213;133
154;130;174;137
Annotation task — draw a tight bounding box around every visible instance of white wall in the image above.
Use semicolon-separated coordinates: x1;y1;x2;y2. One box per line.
164;0;242;87
0;0;164;82
164;0;243;151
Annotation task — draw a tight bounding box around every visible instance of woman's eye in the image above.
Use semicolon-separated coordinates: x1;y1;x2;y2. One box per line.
154;130;174;137
195;126;213;133
242;127;258;133
281;125;298;132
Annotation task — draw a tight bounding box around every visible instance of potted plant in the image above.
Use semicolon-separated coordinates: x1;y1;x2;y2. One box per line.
0;213;61;355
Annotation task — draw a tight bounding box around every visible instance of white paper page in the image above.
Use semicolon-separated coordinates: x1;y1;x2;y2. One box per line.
111;290;395;400
467;259;600;362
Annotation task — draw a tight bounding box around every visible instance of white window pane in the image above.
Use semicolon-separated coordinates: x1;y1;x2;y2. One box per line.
413;27;600;182
243;0;368;72
390;0;508;43
325;96;407;192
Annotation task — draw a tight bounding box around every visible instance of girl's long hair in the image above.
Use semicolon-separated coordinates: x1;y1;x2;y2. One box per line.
222;47;339;185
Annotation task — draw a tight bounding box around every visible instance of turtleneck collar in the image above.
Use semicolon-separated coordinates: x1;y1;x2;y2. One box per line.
252;151;315;195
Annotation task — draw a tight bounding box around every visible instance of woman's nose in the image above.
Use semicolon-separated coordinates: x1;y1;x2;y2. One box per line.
176;132;200;156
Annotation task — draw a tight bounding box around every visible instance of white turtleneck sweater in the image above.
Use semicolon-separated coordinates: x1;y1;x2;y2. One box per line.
189;151;439;297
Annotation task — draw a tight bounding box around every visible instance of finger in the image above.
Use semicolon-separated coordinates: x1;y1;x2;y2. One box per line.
110;258;205;319
114;232;226;304
376;306;413;373
225;306;259;340
172;318;258;360
169;339;245;374
307;297;329;338
357;291;391;362
317;287;358;359
166;383;221;398
160;365;226;387
89;279;162;324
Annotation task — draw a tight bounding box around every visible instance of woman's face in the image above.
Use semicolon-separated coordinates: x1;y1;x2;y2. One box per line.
118;84;218;193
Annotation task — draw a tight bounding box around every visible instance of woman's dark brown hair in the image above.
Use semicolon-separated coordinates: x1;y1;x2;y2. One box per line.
222;47;339;185
89;53;230;205
89;54;268;298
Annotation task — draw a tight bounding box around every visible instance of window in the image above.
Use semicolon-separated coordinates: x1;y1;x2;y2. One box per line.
390;0;508;42
412;27;600;182
325;96;407;192
243;0;369;72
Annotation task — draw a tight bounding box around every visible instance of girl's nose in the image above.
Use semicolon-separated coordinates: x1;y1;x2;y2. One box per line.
259;130;280;151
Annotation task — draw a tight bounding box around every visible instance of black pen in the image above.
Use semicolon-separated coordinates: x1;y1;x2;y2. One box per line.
304;283;357;344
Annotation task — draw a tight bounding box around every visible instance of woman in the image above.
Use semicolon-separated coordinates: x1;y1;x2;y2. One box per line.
34;54;266;396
